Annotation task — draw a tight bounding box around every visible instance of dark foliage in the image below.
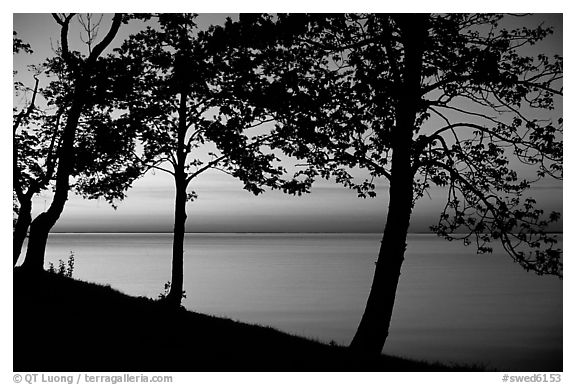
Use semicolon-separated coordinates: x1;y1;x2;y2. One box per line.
219;13;562;354
222;13;562;275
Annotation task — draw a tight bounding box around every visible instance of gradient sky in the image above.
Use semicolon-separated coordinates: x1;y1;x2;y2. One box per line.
13;13;563;233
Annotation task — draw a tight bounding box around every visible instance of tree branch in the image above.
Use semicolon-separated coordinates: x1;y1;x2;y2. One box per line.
87;13;123;65
52;13;76;66
186;154;227;182
13;75;40;134
341;151;392;180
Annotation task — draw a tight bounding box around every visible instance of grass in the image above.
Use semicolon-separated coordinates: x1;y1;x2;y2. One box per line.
13;268;479;372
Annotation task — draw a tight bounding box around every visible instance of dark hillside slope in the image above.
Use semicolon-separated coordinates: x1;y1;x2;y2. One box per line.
14;269;471;371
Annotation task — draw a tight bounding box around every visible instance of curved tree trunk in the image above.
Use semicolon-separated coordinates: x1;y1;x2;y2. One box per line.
13;197;32;266
21;89;84;272
349;155;414;353
350;14;428;355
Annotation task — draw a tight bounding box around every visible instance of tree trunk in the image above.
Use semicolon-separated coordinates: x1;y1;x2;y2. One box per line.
21;82;86;272
165;34;190;308
349;14;428;355
21;213;55;271
349;156;414;353
165;178;187;307
13;197;32;266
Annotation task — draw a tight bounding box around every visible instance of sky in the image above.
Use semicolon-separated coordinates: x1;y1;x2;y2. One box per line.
12;13;563;233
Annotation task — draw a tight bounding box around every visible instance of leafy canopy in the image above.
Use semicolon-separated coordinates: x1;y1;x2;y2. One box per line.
112;14;310;197
13;15;141;213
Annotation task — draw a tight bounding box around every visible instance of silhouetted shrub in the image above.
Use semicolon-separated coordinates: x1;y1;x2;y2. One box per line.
158;281;186;300
47;251;75;278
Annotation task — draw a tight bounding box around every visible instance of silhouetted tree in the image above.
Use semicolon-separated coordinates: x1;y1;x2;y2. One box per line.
13;28;138;266
19;13;129;272
114;14;307;308
13;32;41;265
229;14;562;354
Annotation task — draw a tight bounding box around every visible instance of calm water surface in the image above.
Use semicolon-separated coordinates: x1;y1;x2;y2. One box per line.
23;233;562;370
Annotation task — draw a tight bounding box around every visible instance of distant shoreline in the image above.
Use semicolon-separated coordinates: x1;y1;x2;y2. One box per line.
48;231;564;235
49;231;383;234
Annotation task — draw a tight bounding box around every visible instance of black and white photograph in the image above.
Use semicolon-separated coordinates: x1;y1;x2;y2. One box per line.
12;9;564;376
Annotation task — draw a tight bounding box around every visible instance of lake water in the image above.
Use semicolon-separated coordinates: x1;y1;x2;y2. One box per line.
20;233;562;371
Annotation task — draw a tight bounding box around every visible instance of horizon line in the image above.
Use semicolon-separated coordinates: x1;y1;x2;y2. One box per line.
50;231;386;234
48;231;563;235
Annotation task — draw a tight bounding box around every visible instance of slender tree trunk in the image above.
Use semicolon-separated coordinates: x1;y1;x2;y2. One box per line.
350;14;428;355
165;177;187;307
13;197;32;266
165;31;190;307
